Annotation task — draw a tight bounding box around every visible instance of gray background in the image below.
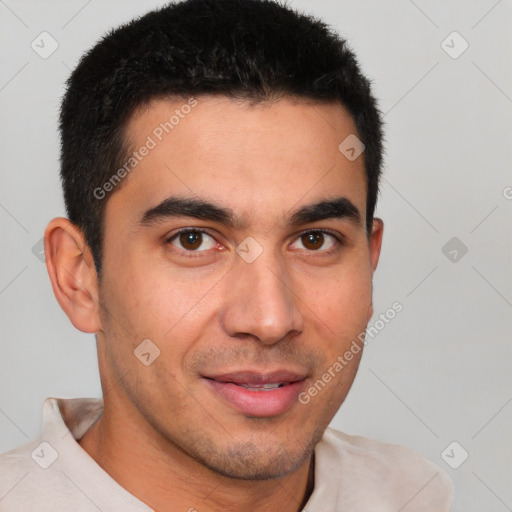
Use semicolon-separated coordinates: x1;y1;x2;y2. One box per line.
1;0;511;510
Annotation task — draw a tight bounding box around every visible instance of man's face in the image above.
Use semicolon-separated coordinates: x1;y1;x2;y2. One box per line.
96;96;382;479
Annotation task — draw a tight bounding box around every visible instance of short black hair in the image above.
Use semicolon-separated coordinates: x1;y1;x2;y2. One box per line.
60;0;384;274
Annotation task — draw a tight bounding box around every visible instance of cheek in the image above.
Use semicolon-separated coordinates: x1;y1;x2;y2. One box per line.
102;261;220;360
331;281;371;330
305;262;373;339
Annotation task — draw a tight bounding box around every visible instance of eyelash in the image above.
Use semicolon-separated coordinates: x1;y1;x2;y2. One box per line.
165;228;344;257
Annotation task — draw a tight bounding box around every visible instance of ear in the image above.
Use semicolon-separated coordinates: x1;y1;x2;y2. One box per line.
366;217;384;321
44;218;102;333
369;218;384;274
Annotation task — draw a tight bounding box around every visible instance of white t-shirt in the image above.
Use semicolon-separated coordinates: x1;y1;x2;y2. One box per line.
0;397;453;511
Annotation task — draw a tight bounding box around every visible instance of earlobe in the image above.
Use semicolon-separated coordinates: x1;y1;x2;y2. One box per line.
44;218;102;334
369;218;384;274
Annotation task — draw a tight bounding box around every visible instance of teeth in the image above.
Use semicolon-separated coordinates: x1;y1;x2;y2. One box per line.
239;383;284;391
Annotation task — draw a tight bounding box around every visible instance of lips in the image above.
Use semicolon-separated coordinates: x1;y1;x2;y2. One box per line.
203;370;307;417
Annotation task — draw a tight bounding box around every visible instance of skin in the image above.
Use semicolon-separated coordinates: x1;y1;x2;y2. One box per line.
44;96;383;512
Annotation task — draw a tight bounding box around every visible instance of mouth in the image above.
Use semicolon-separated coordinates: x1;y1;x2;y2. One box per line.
233;382;286;391
203;370;308;417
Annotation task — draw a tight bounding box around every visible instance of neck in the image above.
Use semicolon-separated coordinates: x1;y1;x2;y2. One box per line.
78;396;315;512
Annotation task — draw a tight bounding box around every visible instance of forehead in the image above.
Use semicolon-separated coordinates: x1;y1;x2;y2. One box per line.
106;96;367;229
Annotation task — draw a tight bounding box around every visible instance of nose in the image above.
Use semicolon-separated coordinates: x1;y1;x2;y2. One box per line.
221;248;304;345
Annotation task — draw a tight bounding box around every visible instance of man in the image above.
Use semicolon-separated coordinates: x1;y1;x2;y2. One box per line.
0;0;453;510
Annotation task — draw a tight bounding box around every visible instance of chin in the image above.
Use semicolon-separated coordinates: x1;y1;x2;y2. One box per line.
189;435;318;481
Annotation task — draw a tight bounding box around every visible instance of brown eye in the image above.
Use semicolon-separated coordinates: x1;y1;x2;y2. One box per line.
291;230;340;252
168;230;217;252
301;232;325;250
180;231;202;250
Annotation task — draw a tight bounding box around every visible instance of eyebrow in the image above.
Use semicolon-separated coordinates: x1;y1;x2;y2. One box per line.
139;195;362;228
